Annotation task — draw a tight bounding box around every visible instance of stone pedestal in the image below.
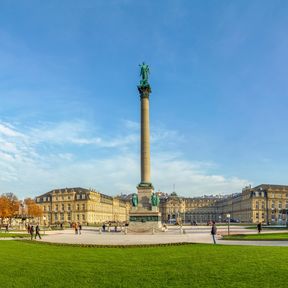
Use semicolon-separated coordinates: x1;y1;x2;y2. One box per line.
129;183;162;232
129;210;162;232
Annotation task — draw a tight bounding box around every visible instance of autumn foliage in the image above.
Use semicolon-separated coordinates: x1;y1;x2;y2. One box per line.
24;198;43;218
0;193;20;222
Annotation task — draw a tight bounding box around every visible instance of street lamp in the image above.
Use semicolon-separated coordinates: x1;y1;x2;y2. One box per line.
226;213;231;236
43;216;46;235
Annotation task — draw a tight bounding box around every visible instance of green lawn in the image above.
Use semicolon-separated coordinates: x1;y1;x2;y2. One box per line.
0;241;288;287
0;233;30;238
223;232;288;241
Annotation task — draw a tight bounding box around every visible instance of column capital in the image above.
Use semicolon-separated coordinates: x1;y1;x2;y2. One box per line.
138;84;151;98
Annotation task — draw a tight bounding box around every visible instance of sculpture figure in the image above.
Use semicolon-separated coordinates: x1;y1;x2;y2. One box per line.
132;193;138;207
139;62;150;86
151;193;159;207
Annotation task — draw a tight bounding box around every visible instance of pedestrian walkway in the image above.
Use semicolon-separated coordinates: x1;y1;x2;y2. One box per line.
31;225;288;247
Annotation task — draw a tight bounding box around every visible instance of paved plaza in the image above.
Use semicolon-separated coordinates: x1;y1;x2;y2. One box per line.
25;225;288;247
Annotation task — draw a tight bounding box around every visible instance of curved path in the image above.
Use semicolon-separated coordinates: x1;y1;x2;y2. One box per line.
30;225;288;247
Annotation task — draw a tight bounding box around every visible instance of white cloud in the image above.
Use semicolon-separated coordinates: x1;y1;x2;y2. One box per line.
0;122;25;138
0;119;250;198
29;120;138;148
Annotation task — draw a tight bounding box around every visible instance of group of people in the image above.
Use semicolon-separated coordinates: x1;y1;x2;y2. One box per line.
72;223;82;235
27;224;41;240
102;223;119;232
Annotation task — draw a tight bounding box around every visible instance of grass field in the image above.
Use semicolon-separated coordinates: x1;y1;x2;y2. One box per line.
0;241;288;287
0;233;30;238
223;232;288;241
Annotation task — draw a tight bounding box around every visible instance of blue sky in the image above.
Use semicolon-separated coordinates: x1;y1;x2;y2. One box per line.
1;0;288;198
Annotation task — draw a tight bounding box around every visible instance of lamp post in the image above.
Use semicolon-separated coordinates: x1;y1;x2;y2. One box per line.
43;216;46;235
226;213;231;236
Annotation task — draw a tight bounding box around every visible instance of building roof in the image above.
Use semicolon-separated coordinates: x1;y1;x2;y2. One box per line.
253;184;288;190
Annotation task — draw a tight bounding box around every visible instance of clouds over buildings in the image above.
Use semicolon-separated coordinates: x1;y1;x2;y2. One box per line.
0;119;250;198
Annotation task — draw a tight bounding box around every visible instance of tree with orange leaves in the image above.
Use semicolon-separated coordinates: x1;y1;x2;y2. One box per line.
0;193;20;223
24;198;43;218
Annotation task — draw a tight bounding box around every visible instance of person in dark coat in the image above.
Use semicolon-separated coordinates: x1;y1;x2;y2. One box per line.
211;221;217;244
30;225;34;240
35;225;41;239
257;222;262;234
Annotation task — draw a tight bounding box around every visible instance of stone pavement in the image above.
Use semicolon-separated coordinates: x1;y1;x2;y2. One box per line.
31;225;288;247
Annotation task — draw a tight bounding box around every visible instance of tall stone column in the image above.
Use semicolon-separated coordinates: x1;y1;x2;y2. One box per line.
129;63;162;232
139;86;151;185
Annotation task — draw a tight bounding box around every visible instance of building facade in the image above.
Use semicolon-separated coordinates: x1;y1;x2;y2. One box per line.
160;194;220;224
35;184;288;225
160;184;288;224
36;188;130;225
216;184;288;224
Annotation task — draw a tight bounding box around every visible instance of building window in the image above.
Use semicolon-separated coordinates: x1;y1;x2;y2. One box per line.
48;206;51;211
271;201;275;209
77;214;80;221
36;198;40;203
82;204;85;211
279;203;282;209
255;201;259;209
77;204;80;211
44;197;47;202
81;194;86;199
68;213;71;221
68;196;71;200
56;196;58;201
82;214;85;221
256;213;259;219
55;204;58;212
55;214;58;221
76;195;80;200
68;204;71;211
262;202;265;209
60;213;64;221
62;204;65;211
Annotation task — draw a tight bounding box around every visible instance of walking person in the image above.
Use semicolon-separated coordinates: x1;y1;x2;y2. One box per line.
30;225;34;240
74;223;78;235
27;224;31;234
78;223;82;235
257;222;262;234
35;224;41;239
211;221;217;244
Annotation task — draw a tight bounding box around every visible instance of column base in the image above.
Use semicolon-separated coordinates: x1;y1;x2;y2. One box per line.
129;211;162;233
